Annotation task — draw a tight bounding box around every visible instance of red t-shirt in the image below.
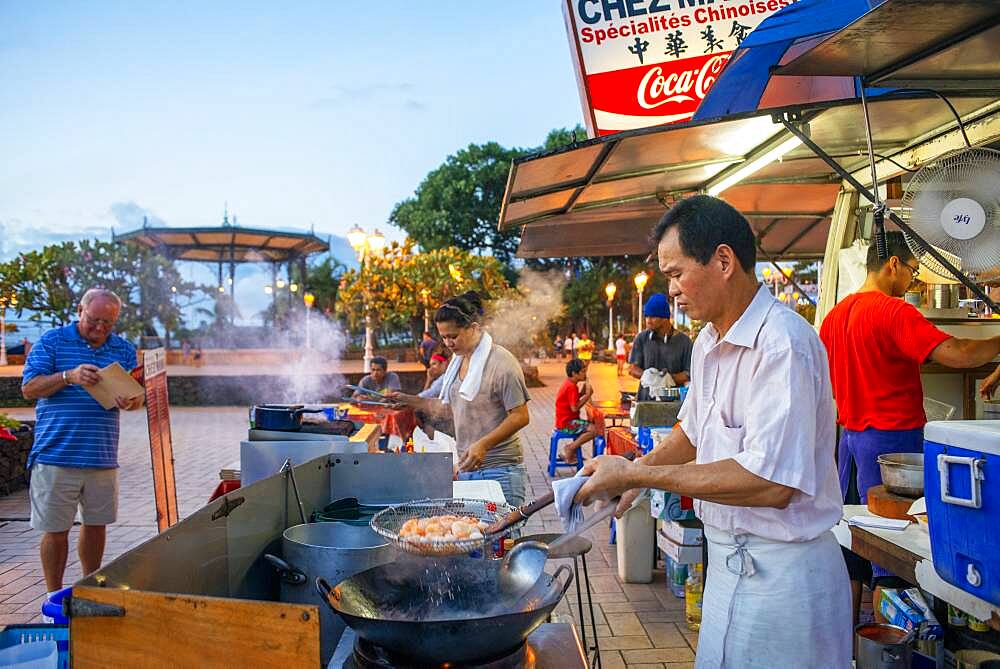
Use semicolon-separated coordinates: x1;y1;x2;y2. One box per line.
819;291;952;431
555;379;581;429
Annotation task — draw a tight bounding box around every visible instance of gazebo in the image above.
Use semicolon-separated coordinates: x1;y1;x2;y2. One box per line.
114;212;330;320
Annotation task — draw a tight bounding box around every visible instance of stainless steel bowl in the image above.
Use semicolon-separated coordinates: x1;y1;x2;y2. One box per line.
877;453;924;498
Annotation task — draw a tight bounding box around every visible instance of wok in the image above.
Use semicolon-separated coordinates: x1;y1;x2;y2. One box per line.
250;404;351;432
315;557;572;664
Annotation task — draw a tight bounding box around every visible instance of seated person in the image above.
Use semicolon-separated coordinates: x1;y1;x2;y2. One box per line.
417;349;454;438
419;350;450;399
554;358;597;464
354;356;401;399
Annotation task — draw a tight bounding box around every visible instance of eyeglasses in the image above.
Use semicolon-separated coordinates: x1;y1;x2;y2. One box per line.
82;311;116;328
901;262;921;277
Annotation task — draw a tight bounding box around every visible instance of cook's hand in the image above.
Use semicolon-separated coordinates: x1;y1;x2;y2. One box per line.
67;364;101;387
574;455;642;507
980;369;1000;399
115;395;144;411
458;440;488;472
613;488;642;519
385;390;415;406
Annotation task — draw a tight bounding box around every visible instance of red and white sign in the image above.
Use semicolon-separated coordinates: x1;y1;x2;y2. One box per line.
563;0;796;137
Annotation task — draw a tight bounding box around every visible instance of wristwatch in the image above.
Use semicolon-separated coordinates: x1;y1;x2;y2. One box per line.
62;370;71;385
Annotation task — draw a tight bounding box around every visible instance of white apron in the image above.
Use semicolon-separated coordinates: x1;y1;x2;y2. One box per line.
695;525;852;669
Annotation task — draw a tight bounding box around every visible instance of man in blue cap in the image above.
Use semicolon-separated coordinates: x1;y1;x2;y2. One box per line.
629;293;693;400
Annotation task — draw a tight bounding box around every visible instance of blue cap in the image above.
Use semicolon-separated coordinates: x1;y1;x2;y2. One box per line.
643;293;670;319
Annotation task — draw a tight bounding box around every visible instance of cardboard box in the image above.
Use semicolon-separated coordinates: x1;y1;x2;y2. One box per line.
657;528;702;565
659;518;703;547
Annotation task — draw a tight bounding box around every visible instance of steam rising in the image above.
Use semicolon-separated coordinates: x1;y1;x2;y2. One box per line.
486;270;566;361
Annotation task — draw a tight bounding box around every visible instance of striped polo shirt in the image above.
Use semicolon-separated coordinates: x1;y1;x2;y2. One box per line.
22;323;138;469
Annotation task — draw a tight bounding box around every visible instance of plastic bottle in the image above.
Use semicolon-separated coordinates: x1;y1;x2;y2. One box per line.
685;562;703;632
947;603;967;628
666;555;687;598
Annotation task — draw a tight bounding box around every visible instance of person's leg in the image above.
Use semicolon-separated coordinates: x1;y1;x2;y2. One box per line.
560;428;596;464
40;531;70;592
78;467;118;576
30;463;81;592
78;525;107;576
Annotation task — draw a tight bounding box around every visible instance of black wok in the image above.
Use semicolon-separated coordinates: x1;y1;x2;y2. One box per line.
315;557;572;665
250;404;347;432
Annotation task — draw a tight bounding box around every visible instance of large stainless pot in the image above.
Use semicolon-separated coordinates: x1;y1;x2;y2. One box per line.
264;522;396;665
876;453;924;497
855;623;913;669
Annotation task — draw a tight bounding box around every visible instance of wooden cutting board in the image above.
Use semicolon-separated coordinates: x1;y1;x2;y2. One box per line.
867;485;918;520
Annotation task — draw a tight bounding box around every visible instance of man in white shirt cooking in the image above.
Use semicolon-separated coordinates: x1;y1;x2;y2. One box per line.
577;195;850;668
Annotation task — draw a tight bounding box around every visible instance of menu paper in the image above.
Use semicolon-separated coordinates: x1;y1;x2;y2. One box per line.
83;362;145;410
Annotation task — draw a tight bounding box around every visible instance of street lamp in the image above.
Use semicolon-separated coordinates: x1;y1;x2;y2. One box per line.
348;226;387;372
605;282;617;351
634;271;649;333
420;288;431;333
0;292;16;367
761;266;789;298
303;292;316;349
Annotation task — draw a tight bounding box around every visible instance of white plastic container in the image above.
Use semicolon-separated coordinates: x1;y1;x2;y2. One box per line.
616;497;656;583
0;640;58;669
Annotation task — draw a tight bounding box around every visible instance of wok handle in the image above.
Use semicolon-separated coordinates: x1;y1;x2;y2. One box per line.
486;491;555;535
550;564;574;598
315;576;341;603
263;553;307;585
293;408;328;416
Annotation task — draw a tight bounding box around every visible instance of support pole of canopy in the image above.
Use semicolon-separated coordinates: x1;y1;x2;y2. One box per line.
777;114;1000;313
859;83;888;262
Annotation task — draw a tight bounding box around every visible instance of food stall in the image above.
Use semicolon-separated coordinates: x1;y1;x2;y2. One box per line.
499;0;1000;660
63;450;585;668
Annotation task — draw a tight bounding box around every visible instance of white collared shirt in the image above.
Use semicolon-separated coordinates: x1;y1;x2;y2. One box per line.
678;285;842;542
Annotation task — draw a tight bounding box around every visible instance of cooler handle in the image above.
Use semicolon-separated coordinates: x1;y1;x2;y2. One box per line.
937;455;985;509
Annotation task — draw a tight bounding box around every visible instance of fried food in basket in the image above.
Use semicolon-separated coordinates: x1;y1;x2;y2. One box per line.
398;514;489;543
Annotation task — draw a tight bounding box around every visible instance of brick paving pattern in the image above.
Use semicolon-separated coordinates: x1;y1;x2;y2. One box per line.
0;360;697;667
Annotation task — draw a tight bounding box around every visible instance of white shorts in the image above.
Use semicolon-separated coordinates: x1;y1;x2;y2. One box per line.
29;463;119;532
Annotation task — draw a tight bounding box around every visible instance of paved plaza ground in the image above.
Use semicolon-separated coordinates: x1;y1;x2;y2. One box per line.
0;360;697;668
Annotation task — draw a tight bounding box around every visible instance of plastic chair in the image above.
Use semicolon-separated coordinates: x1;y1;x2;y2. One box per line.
548;431;584;477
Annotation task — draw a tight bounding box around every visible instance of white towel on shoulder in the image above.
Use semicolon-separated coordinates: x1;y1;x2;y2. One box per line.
438;331;493;405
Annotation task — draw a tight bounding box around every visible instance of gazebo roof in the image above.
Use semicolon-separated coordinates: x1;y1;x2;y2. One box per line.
114;224;330;263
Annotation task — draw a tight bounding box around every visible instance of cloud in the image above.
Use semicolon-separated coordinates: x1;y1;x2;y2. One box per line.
308;83;425;110
109;201;168;230
0;217;112;260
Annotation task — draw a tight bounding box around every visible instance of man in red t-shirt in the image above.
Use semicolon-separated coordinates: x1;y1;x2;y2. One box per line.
820;231;1000;620
554;358;596;465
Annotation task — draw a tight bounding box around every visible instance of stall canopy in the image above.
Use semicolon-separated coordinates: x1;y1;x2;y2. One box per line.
777;0;1000;91
499;0;999;261
693;0;886;120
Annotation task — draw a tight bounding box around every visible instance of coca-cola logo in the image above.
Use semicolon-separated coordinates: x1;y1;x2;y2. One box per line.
636;54;730;110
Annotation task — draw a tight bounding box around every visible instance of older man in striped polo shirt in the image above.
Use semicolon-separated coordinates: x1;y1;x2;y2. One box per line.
22;288;142;602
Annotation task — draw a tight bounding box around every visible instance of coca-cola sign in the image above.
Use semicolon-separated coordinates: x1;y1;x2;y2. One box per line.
563;0;794;137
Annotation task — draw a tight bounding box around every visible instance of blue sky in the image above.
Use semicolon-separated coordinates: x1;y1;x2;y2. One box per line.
0;2;583;321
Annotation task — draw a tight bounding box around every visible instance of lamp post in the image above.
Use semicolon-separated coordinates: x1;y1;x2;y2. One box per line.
348;226;386;372
303;292;315;349
420;288;431;333
605;282;617;351
761;266;790;298
0;292;14;367
634;271;648;333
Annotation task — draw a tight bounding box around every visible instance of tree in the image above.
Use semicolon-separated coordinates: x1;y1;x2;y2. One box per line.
336;241;511;345
389;125;587;270
12;240;203;343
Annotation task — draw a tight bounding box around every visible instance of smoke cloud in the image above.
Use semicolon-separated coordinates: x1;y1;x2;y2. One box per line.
486;269;566;362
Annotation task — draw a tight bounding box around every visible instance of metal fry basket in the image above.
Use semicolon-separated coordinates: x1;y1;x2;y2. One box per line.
370;498;521;557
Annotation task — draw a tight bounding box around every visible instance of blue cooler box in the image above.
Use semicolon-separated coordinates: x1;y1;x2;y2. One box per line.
923;420;1000;606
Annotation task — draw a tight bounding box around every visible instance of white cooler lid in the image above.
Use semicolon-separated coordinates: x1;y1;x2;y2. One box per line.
924;420;1000;455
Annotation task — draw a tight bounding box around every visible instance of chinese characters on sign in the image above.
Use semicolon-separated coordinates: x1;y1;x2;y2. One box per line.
563;0;795;136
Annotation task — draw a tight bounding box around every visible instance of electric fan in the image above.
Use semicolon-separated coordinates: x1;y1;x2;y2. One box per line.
900;147;1000;279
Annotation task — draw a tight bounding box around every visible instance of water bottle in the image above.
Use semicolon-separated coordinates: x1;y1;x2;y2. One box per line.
685;562;703;632
666;556;687;599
